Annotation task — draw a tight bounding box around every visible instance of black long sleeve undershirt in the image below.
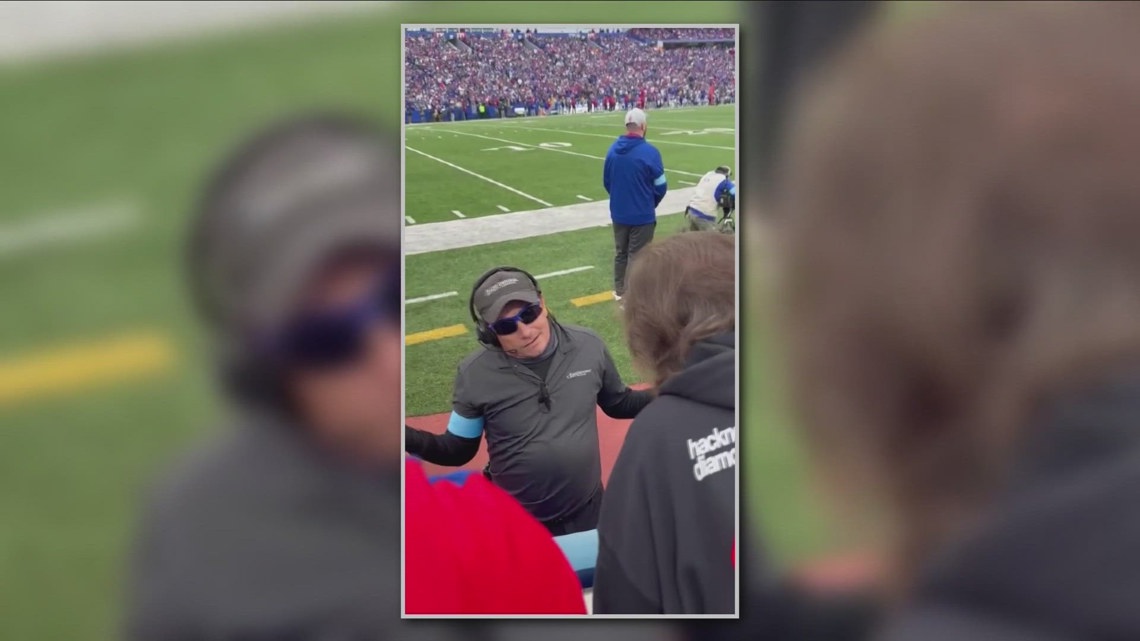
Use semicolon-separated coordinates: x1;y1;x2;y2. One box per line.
598;387;655;420
404;425;481;467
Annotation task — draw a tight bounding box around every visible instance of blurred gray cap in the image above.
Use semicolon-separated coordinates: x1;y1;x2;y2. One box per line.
188;114;400;335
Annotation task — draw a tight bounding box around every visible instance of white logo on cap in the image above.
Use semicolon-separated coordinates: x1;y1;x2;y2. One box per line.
484;278;519;296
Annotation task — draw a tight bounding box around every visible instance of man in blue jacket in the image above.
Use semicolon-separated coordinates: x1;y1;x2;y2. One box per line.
603;108;667;301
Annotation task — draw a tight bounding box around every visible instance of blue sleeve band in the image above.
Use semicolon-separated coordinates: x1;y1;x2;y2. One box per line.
554;529;598;589
653;174;667;187
429;470;476;486
730;184;736;196
447;411;484;438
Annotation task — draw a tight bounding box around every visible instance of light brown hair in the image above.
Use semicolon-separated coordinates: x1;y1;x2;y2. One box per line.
623;232;735;387
781;3;1140;595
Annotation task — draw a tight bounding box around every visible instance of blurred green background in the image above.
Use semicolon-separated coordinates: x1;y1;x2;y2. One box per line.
0;1;937;637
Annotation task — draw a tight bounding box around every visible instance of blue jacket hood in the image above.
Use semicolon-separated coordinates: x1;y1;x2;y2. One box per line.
612;134;646;155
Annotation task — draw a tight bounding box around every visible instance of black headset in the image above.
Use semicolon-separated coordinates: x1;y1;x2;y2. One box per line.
468;266;543;349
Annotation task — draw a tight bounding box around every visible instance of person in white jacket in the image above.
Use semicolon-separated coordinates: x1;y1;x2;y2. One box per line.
685;166;736;232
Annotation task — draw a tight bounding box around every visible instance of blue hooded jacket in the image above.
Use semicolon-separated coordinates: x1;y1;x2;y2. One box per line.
603;135;667;226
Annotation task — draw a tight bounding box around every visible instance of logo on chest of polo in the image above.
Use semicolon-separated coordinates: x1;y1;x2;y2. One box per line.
566;369;593;379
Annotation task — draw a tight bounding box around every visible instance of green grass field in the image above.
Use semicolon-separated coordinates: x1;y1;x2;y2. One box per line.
404;105;736;222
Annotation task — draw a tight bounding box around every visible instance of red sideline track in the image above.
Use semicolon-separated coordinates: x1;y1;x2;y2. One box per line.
406;383;651;485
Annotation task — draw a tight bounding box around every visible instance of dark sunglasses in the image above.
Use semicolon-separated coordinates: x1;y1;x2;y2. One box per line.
489;303;543;336
270;267;401;368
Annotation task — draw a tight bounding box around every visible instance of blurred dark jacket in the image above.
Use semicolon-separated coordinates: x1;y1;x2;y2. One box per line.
126;408;426;640
708;369;1140;641
880;370;1140;641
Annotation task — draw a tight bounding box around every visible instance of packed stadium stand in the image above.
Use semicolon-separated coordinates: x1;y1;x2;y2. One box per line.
627;27;736;42
404;28;736;123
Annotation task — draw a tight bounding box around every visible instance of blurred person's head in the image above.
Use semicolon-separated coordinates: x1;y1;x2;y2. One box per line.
187;114;401;465
623;232;735;387
781;3;1140;593
471;268;551;360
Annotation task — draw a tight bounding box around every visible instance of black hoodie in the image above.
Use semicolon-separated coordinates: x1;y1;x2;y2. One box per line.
593;332;737;614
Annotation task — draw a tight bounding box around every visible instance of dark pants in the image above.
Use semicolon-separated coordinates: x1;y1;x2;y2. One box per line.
613;222;657;296
543;488;604;537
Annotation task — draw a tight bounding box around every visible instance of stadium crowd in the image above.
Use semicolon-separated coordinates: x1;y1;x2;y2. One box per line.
627;27;735;42
404;29;735;119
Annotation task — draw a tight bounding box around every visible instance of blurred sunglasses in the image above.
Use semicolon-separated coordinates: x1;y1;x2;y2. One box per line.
271;267;401;368
489;303;543;336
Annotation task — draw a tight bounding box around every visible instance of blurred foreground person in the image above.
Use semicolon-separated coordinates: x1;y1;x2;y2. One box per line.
405;458;586;615
778;3;1140;640
594;232;737;615
126;115;412;640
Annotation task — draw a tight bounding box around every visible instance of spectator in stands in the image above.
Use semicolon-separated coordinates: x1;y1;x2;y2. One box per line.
405;458;587;615
605;108;666;302
594;231;736;615
127;115;409;639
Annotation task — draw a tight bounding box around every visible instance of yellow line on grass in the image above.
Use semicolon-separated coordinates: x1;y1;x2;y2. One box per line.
407;324;468;345
571;291;616;308
0;331;175;407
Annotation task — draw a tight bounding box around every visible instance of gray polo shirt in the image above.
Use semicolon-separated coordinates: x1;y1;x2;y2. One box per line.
452;321;629;523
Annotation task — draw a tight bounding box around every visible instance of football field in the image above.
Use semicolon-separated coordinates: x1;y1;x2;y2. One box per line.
404;105;736;223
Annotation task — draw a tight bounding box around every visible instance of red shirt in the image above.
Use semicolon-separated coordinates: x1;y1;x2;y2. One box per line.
404;459;587;615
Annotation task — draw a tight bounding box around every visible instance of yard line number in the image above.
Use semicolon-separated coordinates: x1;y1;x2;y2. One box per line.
482;142;573;152
660;128;735;137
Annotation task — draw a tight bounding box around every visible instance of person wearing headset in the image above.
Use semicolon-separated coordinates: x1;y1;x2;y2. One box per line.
405;267;653;536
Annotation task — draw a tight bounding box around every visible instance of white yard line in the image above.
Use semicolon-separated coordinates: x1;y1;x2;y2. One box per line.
407;266;596;306
405;216;416;225
406;187;696;255
406;291;458;304
535;266;594;279
515;125;735;151
443;129;704;178
680;180;698;186
0;201;139;258
496;205;510;212
451;210;466;218
576;195;592;201
405;145;554;207
576;121;735;134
